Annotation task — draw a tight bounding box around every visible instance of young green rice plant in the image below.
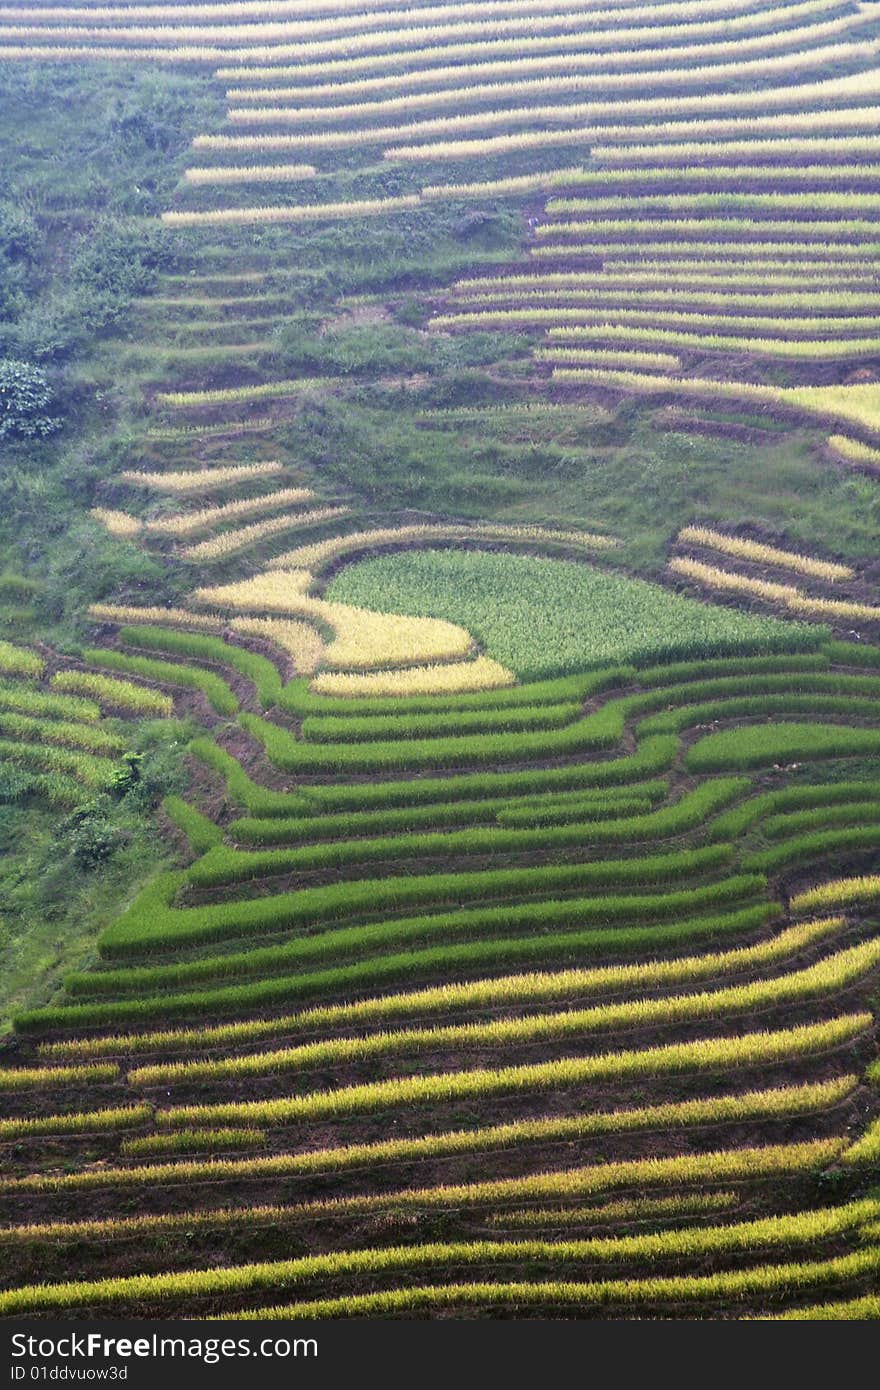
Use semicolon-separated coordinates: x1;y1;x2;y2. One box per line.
708;780;880;839
158;1016;868;1129
0;713;124;756
119;461;284;493
382;789;659;833
687;723;880;772
0;683;99;722
744;825;880;873
790;874;880;914
50;670;173;717
760;800;880;840
188;731;677;817
300;699;584;743
0;639;43;679
282;669;622;718
21;909;774;1040
0;738;117;789
96;842;735;957
162;796;222;857
322;549;814;680
118;626;282;708
83;648;238;717
185;780;747;885
56;889;767;1011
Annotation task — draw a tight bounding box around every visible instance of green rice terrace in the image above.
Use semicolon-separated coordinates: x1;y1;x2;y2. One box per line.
0;0;879;1323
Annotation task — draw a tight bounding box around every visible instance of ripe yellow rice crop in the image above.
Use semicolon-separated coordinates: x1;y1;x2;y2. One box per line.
826;434;880;470
157;377;331;407
0;1132;845;1199
0;1192;741;1247
143;485;315;537
196;1138;852;1214
668;557;880;622
410;169;585;199
184;162;316;184
39;919;844;1060
162;196;421;226
229;616;324;674
88;604;222;630
595;134;880;165
311;655;515;697
158;1016;869;1127
222;57;880;105
537;348;682;371
194;569;476;671
0;1104;151;1141
128;938;880;1088
0;1063;117;1090
89;508;141;538
2;4;851;58
676;526;853;582
490;1192;739;1227
119;462;284;493
223;1248;880;1319
223;15;866;125
272;521;615;572
547;369;880;437
841;1118;880;1165
180;506;350;562
791;875;880;914
3;1190;877;1317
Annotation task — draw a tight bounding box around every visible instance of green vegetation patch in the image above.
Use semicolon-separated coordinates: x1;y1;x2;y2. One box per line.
327;550;819;679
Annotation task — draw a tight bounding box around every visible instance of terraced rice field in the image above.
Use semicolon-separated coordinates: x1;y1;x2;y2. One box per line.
1;0;879;1329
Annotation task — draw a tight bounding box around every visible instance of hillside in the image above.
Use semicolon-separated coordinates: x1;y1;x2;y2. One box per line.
0;0;878;1323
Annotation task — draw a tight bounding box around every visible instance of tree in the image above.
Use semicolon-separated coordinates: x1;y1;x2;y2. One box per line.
0;358;61;439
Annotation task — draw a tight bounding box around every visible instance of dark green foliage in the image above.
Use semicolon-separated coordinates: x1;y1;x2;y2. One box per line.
0;359;60;440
